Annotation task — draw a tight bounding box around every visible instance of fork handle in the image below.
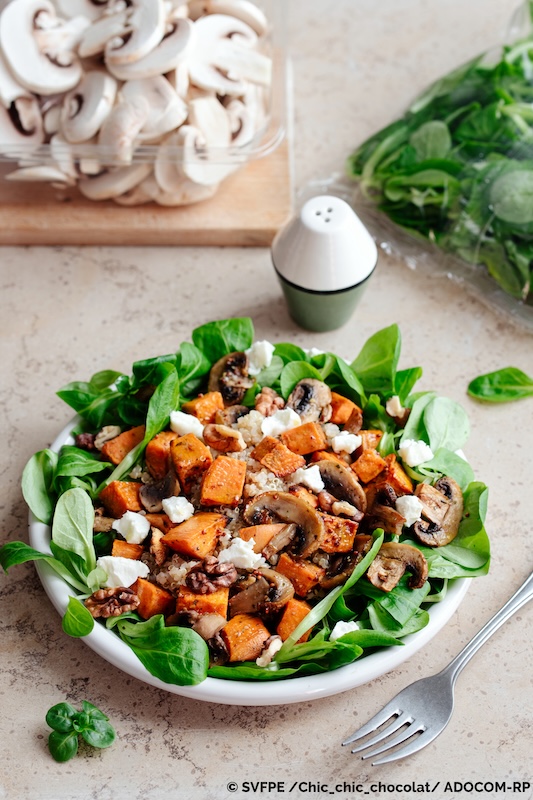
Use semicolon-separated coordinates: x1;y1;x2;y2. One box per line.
441;571;533;686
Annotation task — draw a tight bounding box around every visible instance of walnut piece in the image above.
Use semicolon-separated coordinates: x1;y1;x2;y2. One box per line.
186;556;238;594
203;423;246;453
255;386;285;417
85;587;140;619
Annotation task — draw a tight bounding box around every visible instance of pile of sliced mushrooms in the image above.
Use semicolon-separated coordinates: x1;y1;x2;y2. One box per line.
0;0;273;204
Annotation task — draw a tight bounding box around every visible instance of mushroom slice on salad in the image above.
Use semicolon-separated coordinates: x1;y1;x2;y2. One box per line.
286;379;332;424
314;459;366;513
244;491;325;559
208;351;254;405
367;542;428;592
413;476;464;547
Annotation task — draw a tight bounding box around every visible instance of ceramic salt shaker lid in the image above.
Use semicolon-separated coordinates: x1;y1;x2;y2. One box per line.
271;195;378;331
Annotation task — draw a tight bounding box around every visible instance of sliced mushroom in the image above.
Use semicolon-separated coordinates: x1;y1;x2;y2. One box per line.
364;503;406;537
187;0;269;36
367;542;428;592
228;567;293;617
320;535;373;589
139;470;181;513
0;96;44;156
55;0;111;22
286;379;332;423
105;17;195;81
182;96;237;184
208;351;254;406
78;162;152;200
413;476;464;547
243;491;325;558
191;612;227;640
78;5;129;58
225;97;256;147
104;0;167;67
5;164;74;184
203;423;246;452
214;404;249;425
315;459;367;513
112;178;153;205
97;97;149;164
0;0;87;95
61;71;117;144
121;76;188;141
262;523;297;561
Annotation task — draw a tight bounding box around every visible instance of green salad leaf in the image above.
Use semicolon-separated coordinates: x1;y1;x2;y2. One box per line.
468;366;533;402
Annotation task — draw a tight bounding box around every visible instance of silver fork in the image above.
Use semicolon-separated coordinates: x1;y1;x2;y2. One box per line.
342;570;533;766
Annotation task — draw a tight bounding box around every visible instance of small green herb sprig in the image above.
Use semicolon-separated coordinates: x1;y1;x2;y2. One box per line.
46;701;116;762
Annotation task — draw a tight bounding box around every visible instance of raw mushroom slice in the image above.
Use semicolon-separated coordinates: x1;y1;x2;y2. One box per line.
187;14;265;96
78;161;152;199
0;51;32;108
105;0;167;67
153;144;220;204
77;6;129;58
187;0;268;36
180;96;236;185
0;100;44;157
225;98;255;147
120;77;187;141
97;97;150;164
50;133;78;181
55;0;111;21
5;164;75;184
61;71;117;144
166;62;190;99
105;17;195;81
0;0;87;95
43;103;62;136
112;178;153;205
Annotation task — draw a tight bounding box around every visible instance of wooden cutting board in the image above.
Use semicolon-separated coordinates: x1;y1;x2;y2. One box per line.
0;140;292;247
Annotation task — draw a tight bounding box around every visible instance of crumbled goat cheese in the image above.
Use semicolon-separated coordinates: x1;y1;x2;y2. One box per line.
256;636;283;667
386;395;405;417
261;408;301;438
305;347;325;359
398;438;434;467
331;431;362;454
162;495;195;524
218;537;266;569
111;511;150;544
170;410;204;439
96;555;150;588
245;340;275;376
395;494;424;527
291;465;324;493
330;620;360;641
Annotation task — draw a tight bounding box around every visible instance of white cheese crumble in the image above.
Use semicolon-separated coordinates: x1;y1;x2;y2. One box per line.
111;511;150;544
395;494;423;527
96;555;150;588
331;431;362;454
386;395;405;417
170;410;204;439
330;620;360;641
261;408;301;438
398;438;434;467
291;465;325;493
218;537;266;569
245;340;275;376
256;635;283;667
305;347;325;359
162;495;195;524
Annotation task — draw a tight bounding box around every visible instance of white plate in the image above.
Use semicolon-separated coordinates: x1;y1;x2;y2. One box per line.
29;418;469;706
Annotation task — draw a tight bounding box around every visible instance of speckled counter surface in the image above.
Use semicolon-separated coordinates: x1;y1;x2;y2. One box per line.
1;2;532;799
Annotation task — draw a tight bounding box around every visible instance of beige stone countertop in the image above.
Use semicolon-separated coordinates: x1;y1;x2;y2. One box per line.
1;2;532;799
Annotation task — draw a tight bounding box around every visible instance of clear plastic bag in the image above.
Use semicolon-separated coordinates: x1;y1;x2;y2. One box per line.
343;1;533;332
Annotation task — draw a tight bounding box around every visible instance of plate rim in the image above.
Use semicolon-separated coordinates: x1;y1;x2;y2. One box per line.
29;417;470;706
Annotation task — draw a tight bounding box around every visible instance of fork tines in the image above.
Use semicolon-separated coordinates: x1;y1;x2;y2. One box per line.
342;704;431;766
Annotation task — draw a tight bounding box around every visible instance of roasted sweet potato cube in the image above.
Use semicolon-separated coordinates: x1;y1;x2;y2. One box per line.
161;512;226;558
145;430;177;480
276;553;325;597
99;480;142;517
280;422;328;456
330;393;361;426
144;513;173;533
288;485;319;508
276;598;313;643
181;391;224;424
320;514;359;553
239;523;286;553
221;613;271;662
175;585;230;618
309;450;348;467
384;453;414;495
200;456;247;507
170;433;213;494
111;540;144;560
100;425;145;465
132;577;175;619
359;429;384;451
352;449;387;484
250;436;305;478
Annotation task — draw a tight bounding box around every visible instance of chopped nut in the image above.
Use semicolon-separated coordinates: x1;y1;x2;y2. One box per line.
75;432;96;451
150;527;169;567
255;386;285;417
332;500;360;519
203;423;246;453
94;425;122;450
85;586;140;618
186;556;238;594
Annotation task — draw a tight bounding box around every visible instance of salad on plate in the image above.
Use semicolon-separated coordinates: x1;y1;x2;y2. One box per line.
0;318;490;686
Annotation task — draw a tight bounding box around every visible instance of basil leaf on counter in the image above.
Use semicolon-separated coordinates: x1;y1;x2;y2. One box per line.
468;367;533;403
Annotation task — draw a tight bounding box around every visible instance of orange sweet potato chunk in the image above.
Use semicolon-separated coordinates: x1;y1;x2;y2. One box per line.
320;514;359;553
352;449;387;484
276;553;325;597
330;393;361;426
200;456;247;507
250;436;305;478
276;598;313;643
176;585;230;618
144;513;173;533
309;450;347;467
111;540;144;560
145;431;177;480
280;422;328;456
100;426;145;465
359;429;384;451
161;512;227;558
288;485;319;508
181;391;224;424
221;613;271;662
384;453;414;495
132;577;175;619
170;433;213;494
239;523;286;553
99;481;142;517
